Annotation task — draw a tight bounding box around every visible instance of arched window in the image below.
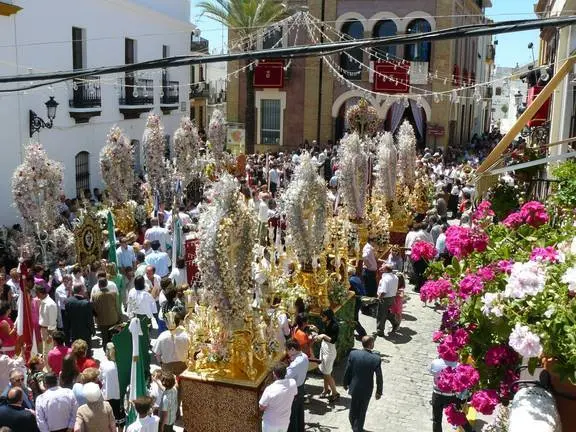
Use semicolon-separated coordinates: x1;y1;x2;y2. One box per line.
340;20;364;80
405;19;431;62
372;20;397;59
75;151;90;198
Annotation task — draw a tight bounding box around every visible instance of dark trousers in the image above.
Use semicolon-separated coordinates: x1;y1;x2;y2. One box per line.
288;385;305;432
98;325;112;347
354;296;367;337
413;259;428;292
349;392;371;432
432;392;473;432
376;297;398;334
362;270;377;298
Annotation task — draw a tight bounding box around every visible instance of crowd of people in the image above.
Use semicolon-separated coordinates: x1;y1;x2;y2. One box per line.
0;129;490;432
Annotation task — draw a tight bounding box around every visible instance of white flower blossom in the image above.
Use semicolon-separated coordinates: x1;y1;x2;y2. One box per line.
561;266;576;294
504;261;546;299
509;323;543;358
544;306;555;319
481;292;503;317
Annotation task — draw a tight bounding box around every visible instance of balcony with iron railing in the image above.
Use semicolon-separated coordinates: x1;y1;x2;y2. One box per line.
161;80;180;114
119;75;154;119
190;81;210;99
191;35;209;53
69;76;102;123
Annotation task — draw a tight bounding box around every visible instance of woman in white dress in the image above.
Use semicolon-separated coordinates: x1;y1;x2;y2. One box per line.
316;308;340;402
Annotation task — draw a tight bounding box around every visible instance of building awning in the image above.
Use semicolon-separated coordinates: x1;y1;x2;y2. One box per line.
0;2;22;16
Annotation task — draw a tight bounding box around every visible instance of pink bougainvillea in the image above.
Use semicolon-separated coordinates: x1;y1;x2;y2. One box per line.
470;389;500;415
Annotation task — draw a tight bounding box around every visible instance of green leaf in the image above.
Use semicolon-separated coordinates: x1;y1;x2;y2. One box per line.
451;256;461;274
528;357;539;375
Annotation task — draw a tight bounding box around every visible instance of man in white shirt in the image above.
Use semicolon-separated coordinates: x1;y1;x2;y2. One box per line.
285;339;309;432
144;266;162;313
53;260;66;286
6;268;20;317
127;276;157;321
145;217;171;252
0;340;25;391
55;274;73;331
90;271;118;301
375;264;399;337
100;342;124;427
145;241;171;278
152;312;190;375
116;237;136;270
268;166;280;196
259;363;297;432
362;238;379;297
37;286;58;358
35;373;77;432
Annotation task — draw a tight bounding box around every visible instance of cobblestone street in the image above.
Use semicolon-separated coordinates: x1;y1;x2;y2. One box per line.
305;290;446;432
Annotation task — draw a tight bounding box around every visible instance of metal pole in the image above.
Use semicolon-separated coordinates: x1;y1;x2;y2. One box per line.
316;0;325;146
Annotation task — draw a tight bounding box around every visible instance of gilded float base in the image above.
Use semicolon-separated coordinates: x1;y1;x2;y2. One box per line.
296;270;329;313
180;357;279;432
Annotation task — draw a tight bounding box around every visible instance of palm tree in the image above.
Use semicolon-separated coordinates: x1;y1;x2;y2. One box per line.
198;0;287;154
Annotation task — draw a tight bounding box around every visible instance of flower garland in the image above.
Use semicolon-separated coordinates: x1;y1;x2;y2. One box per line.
142;114;166;198
337;132;369;221
173;117;202;187
375;132;397;202
345;99;381;136
12;143;63;230
284;154;327;266
196;174;257;330
396;120;417;189
208;109;226;162
100;126;134;206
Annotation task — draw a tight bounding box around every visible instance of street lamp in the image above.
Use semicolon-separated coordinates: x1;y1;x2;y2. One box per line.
29;96;59;137
514;90;523;107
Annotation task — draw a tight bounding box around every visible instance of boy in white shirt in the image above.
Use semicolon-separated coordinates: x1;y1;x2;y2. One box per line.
126;396;159;432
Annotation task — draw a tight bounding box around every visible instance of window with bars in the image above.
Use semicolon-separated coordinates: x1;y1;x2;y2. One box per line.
75;151;90;198
260;99;281;145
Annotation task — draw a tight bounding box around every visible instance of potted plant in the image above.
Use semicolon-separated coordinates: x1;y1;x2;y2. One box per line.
422;200;576;428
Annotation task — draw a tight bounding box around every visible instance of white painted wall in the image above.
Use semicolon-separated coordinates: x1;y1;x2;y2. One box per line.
0;0;195;225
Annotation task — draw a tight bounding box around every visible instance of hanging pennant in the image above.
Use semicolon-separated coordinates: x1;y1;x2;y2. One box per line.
373;60;409;93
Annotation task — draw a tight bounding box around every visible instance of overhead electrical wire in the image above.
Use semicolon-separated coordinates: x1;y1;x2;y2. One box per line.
0;15;574;93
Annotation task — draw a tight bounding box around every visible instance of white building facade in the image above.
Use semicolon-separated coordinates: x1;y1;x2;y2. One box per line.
0;0;194;224
489;65;529;133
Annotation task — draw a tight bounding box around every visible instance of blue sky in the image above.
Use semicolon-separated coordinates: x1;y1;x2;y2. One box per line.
191;0;538;66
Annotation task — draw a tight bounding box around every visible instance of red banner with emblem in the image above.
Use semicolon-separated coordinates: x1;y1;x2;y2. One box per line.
373;60;409;93
254;60;284;88
527;85;550;127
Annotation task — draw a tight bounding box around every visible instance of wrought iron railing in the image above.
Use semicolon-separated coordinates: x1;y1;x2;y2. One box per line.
119;76;154;105
161;80;179;104
69;76;101;108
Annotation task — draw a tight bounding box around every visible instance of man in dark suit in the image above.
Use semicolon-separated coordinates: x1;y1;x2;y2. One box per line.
343;336;383;432
64;284;94;348
0;387;40;431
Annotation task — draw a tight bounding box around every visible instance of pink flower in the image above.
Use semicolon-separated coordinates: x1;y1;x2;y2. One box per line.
496;259;514;274
520;201;549;227
453;328;470;347
445;404;468;426
445;226;489;259
477;266;495;281
410;241;437;262
485;345;518;367
530;246;559;263
436;367;457;393
503;211;523;229
432;330;445;342
471;389;500;415
459;275;484;297
473;200;495;221
420;278;453;302
454;365;480;391
437;337;459;362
